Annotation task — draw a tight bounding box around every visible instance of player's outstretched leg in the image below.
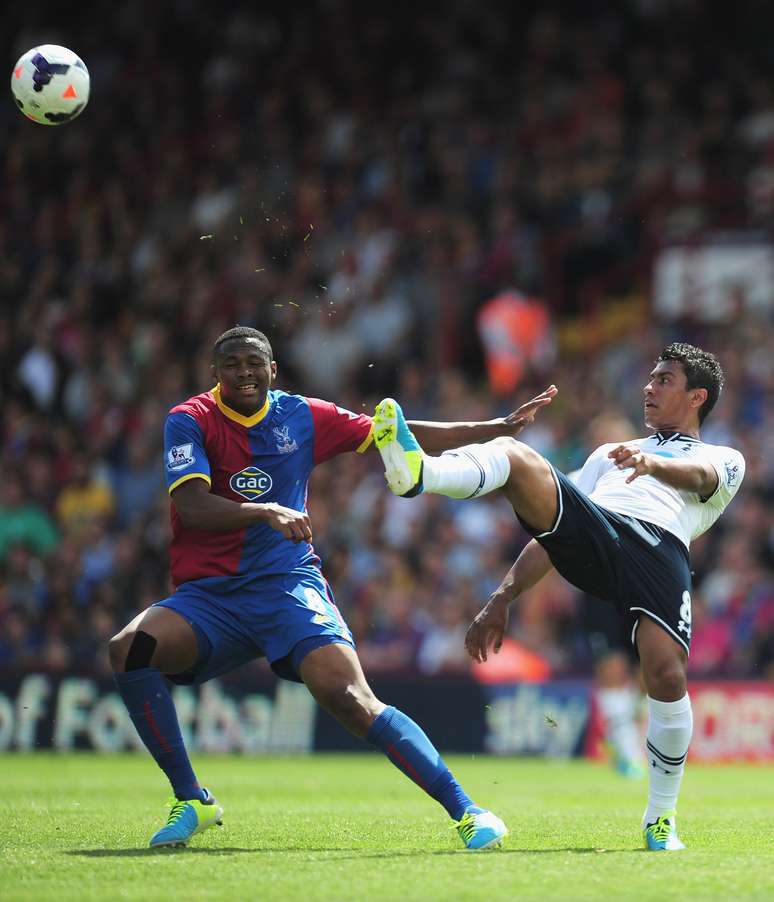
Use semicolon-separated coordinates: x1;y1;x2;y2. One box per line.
374;399;511;499
299;643;507;850
368;707;508;850
110;606;223;847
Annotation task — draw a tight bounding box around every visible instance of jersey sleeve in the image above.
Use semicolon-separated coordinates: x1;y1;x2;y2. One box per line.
698;445;745;510
569;444;612;494
305;397;374;465
163;412;211;493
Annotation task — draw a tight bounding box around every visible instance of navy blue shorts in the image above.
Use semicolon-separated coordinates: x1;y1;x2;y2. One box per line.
517;468;693;654
154;565;355;684
582;593;638;664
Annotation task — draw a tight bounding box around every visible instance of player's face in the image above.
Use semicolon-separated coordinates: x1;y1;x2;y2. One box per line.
212;339;276;414
643;360;705;431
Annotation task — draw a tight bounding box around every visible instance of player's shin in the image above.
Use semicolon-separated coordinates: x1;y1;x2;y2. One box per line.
422;441;511;499
643;693;693;823
366;706;477;819
113;668;206;802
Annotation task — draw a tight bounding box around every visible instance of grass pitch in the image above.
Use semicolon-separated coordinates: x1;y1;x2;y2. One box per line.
3;753;774;901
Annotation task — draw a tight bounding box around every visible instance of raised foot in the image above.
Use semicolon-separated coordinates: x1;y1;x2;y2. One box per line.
373;398;424;497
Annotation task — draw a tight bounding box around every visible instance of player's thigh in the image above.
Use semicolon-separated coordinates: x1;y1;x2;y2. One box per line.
263;570;355;677
494;437;559;535
110;604;198;674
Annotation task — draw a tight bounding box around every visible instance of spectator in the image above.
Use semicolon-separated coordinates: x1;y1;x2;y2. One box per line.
0;478;59;564
110;435;164;528
55;455;115;535
0;2;771;677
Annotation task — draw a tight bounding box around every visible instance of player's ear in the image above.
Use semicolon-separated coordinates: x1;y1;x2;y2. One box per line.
270;360;278;384
210;362;217;382
690;387;708;410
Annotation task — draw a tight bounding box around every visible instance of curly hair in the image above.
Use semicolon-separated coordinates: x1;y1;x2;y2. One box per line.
657;342;724;424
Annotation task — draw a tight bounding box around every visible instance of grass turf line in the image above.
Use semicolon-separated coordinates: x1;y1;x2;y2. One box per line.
2;753;774;901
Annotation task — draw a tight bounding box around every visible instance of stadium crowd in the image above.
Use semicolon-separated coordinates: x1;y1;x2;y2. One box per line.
1;1;773;679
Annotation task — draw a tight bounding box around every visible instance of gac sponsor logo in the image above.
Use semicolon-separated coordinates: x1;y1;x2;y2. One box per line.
230;467;273;500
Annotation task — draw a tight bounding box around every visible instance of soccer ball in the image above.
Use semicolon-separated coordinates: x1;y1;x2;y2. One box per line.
11;45;89;125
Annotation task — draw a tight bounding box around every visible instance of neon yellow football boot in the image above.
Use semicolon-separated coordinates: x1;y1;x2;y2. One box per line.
643;811;685;851
373;398;424;496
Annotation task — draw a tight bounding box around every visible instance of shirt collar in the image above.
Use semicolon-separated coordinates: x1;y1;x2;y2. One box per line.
212;384;271;427
653;430;700;443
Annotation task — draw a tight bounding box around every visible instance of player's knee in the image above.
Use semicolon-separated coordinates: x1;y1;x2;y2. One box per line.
644;660;686;701
320;681;381;738
109;628;159;673
493;438;534;487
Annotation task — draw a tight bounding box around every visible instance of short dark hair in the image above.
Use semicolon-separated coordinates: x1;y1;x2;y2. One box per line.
213;326;272;360
657;342;724;424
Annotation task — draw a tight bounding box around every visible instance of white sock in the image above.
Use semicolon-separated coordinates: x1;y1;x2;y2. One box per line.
643;693;692;824
597;687;642;764
422;441;511;499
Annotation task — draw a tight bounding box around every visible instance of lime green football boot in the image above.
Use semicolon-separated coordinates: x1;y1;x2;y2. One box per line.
149;790;223;848
643;811;685;851
373;398;424;496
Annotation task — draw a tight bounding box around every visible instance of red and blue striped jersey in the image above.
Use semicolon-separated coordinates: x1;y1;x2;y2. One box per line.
163;386;373;587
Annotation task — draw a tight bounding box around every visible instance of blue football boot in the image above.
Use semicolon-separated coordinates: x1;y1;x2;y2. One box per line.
149;790;223;848
454;807;508;850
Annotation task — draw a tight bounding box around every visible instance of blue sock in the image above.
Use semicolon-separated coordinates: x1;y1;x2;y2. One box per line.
367;706;479;820
114;668;205;801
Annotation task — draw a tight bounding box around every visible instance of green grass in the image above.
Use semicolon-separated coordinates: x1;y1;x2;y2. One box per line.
2;754;774;901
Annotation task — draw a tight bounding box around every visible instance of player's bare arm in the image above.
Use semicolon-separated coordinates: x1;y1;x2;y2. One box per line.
465;540;554;663
608;443;719;495
171;478;312;543
405;385;557;453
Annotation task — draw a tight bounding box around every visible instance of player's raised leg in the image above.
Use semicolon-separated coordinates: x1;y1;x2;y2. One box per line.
374;398;558;533
299;642;507;849
636;616;691;851
109;605;223;847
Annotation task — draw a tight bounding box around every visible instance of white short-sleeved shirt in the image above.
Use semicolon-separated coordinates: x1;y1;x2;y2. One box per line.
571;431;745;548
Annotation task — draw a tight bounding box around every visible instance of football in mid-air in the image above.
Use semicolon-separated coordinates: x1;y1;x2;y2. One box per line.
11;44;89;125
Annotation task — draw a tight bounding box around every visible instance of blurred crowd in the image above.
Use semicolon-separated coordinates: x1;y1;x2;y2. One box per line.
1;0;773;679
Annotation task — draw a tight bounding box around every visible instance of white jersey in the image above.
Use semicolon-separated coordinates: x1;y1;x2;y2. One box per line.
571;431;745;548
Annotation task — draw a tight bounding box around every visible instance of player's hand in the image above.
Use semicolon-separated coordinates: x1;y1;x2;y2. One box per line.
465;594;510;663
608;444;656;484
258;503;313;543
502;385;558;435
